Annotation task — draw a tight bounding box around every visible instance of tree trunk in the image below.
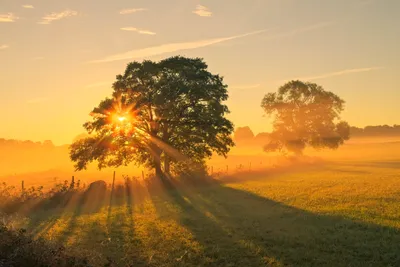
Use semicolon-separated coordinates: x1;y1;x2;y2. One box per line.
151;145;165;179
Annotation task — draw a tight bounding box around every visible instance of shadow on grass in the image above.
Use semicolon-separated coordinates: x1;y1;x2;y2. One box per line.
24;190;80;236
215;158;327;184
148;175;400;266
14;169;400;266
56;182;108;245
19;181;108;240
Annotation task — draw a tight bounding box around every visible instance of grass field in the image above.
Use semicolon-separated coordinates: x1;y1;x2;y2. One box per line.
3;140;400;266
9;162;399;265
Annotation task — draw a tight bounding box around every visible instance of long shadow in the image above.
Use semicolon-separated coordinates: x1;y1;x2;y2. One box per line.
25;190;79;236
218;162;324;184
57;182;108;244
75;196;129;267
12;171;400;266
106;177;117;230
150;176;400;266
23;181;109;237
75;178;148;267
149;176;269;266
123;178;149;266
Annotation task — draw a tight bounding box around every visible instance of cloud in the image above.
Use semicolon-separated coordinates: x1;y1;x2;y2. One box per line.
265;21;336;41
230;84;261;90
119;8;147;15
27;97;48;104
137;30;156;35
120;27;156;35
0;13;19;22
296;67;383;81
193;5;212;17
0;45;9;50
38;9;78;25
279;67;383;83
22;5;34;9
89;29;267;63
85;81;110;89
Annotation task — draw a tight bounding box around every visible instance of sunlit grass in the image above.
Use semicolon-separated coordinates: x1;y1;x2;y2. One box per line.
13;151;399;266
227;164;400;228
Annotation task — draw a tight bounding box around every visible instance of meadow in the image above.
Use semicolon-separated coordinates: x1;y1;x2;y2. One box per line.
1;138;400;266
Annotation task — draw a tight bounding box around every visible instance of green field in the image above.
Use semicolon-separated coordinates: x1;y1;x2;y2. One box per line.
9;145;399;267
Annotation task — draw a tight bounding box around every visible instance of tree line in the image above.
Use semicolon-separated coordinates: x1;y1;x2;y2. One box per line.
350;125;400;137
2;122;397;152
56;56;393;177
0;139;56;149
234;125;400;144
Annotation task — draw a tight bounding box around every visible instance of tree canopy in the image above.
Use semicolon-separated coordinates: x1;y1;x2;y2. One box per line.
234;126;255;143
70;56;234;176
261;80;350;155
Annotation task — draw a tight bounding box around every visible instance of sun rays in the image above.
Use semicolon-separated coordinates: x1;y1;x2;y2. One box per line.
86;96;190;171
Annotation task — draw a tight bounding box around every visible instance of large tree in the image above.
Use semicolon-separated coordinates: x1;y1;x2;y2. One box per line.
70;56;234;177
261;80;350;155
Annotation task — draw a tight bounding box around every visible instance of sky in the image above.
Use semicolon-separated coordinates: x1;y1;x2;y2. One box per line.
1;0;399;145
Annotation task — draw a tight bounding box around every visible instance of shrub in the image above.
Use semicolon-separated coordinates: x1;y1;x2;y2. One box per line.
0;180;80;215
0;224;94;267
172;160;208;178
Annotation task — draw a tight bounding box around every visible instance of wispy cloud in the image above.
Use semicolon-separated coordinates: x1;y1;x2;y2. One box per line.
22;4;34;9
119;8;147;15
193;5;212;17
120;27;156;35
230;84;261;90
85;81;110;89
89;29;267;64
265;21;336;40
0;13;19;22
38;9;78;25
27;97;48;104
279;67;383;83
0;45;9;50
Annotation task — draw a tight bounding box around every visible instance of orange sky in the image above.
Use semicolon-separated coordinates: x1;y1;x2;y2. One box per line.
1;0;399;145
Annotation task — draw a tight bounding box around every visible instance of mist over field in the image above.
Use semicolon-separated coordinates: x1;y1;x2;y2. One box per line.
2;133;400;266
2;1;400;266
2;131;399;188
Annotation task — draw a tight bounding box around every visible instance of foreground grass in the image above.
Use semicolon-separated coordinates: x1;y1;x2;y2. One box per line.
10;158;400;266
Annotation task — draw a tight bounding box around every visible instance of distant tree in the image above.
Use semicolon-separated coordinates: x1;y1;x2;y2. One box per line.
42;140;54;149
349;126;364;136
350;125;400;137
254;132;271;145
69;56;234;177
21;140;35;149
234;126;255;143
261;80;350;155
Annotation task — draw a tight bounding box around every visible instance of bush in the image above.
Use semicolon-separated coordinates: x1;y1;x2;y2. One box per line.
172;160;208;178
0;180;81;215
0;224;94;267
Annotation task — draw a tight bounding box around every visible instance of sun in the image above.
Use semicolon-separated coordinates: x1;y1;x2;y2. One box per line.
96;97;143;138
112;112;130;125
107;110;139;138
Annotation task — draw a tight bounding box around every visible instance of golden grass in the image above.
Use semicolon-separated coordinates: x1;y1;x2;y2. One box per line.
4;139;400;266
